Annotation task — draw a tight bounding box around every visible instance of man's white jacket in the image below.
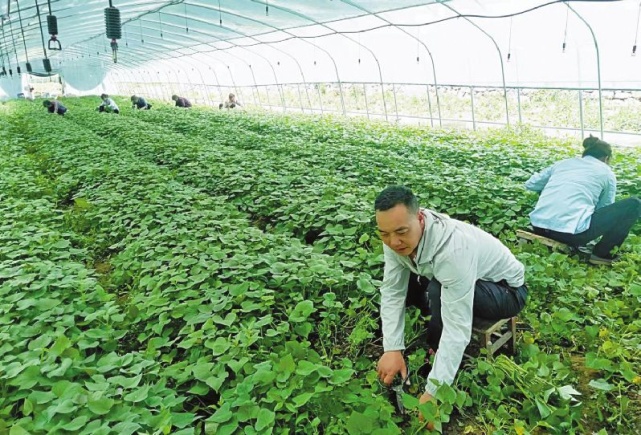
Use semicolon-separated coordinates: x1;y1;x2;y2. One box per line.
380;209;525;396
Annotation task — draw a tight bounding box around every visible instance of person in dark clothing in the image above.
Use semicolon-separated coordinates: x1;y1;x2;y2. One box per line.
172;94;192;108
43;99;67;115
131;95;152;110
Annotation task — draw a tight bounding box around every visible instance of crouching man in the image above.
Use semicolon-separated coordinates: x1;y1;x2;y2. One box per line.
374;186;528;425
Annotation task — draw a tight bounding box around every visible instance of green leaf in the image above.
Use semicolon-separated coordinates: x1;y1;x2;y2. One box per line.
292;392;314;407
192;362;215;381
289;300;315;322
588;379;615;391
87;397;114;415
255;408;275;431
22;398;33;416
50;335;72;357
111;422;142;435
209;403;233;424
206;337;231;356
295;361;317;376
329;368;354;384
123;384;150;403
276;354;295;375
172;412;196;429
9;426;31;435
62;416;89;431
346;411;374;434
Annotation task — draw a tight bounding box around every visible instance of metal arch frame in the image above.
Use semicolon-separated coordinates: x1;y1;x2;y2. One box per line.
249;0;380;118
142;12;286;110
3;1;437;66
565;3;603;139
252;0;392;119
66;18;268;107
118;14;284;109
438;1;510;126
180;5;348;112
156;8;309;112
340;0;442;127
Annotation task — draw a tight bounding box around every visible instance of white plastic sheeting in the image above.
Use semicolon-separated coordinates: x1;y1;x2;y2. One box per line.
0;1;639;94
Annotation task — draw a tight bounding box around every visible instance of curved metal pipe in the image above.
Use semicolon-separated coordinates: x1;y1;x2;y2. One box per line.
566;3;603;138
439;2;510;126
340;0;442;126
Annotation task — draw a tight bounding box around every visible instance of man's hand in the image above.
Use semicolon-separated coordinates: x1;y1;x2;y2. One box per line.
377;351;407;385
418;392;435;430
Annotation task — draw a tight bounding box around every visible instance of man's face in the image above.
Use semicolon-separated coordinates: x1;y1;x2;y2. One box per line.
376;204;424;256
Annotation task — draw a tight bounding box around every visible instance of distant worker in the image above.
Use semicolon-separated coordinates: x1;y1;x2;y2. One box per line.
525;136;641;265
219;93;242;110
43;99;67;116
171;94;192;108
131;95;152;110
97;94;120;114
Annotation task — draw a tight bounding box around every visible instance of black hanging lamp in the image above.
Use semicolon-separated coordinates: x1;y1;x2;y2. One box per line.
105;0;122;63
47;0;61;50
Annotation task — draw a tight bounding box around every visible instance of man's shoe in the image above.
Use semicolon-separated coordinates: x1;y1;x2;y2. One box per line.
588;254;616;266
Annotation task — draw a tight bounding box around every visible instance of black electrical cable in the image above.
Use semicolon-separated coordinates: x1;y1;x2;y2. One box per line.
633;1;641;55
562;7;570;52
150;0;623;51
35;1;48;60
507;17;513;61
58;0;621;63
8;10;21;68
16;0;30;63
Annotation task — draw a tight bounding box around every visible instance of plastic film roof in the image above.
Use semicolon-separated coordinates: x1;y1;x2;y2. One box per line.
1;1;640;89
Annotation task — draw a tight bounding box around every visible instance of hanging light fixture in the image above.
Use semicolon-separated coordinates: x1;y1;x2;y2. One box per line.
47;0;61;50
105;0;122;63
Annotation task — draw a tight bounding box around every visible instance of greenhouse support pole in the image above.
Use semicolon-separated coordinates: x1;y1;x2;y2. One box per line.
578;90;585;138
340;0;442;125
316;85;324;115
566;4;603;138
426;85;434;127
181;58;212;106
296;83;304;113
207;66;224;103
517;87;522;124
440;2;509;126
392;84;399;121
363;83;370;120
177;7;314;113
470;86;476;131
253;1;367;118
248;65;261;107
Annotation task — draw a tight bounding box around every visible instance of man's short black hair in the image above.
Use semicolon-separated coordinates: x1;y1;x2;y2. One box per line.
374;185;419;213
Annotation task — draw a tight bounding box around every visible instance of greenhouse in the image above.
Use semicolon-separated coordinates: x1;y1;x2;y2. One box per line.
0;0;640;433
